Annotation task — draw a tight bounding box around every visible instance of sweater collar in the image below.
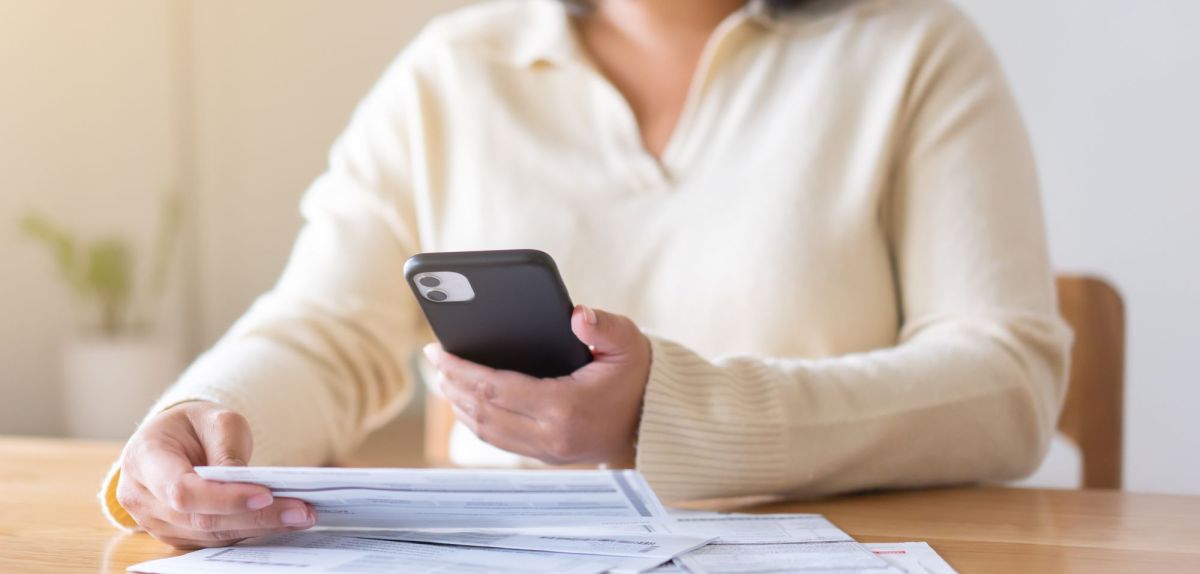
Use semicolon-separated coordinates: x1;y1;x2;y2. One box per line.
509;0;784;69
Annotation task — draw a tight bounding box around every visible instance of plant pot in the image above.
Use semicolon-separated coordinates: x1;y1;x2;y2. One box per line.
61;336;180;440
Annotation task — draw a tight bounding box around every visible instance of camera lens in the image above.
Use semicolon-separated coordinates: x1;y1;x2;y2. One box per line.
419;276;441;287
426;290;448;302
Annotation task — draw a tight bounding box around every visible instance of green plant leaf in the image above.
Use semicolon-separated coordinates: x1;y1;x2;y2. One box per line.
19;213;84;293
85;239;133;335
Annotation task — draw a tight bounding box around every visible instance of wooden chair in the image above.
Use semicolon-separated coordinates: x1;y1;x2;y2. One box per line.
423;275;1128;488
1055;275;1126;489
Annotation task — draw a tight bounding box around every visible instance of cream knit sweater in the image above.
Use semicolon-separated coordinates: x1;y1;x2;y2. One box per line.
102;0;1071;527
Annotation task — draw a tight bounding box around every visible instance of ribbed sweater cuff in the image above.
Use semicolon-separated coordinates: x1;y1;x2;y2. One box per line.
635;334;789;502
99;463;139;531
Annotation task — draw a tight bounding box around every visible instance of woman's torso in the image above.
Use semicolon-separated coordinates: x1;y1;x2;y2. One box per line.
399;0;946;363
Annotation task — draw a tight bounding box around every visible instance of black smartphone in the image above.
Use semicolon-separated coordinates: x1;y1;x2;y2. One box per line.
404;249;592;378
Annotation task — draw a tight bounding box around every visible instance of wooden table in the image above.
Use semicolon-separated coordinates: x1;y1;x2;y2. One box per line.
1;436;1198;573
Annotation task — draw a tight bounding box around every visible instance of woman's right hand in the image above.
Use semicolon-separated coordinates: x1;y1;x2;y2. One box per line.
115;401;315;548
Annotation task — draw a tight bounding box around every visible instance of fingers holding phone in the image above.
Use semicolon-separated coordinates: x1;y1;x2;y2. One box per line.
427;304;650;467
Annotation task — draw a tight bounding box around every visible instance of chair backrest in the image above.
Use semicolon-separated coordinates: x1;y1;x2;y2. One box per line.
423;275;1129;488
1055;275;1126;489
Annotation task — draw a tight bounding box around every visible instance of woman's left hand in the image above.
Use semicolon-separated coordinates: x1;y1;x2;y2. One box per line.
424;305;651;467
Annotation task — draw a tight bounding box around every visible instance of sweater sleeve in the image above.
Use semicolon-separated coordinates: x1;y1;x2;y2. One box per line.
634;6;1072;501
100;48;430;526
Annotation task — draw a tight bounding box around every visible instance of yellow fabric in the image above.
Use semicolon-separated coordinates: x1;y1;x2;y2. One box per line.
101;0;1071;524
99;464;138;530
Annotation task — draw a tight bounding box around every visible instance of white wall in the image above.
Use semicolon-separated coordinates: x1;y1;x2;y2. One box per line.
957;0;1200;494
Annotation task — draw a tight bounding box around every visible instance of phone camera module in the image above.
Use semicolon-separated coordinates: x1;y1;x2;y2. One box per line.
412;271;473;302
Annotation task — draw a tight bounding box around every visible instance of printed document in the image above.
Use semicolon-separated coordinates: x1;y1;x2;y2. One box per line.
340;528;711;558
676;541;893;573
664;513;893;574
866;542;958;574
196;466;667;528
665;513;854;544
130;532;633;574
136;468;955;574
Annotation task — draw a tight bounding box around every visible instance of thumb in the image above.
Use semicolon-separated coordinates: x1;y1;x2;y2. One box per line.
571;305;644;359
192;407;254;467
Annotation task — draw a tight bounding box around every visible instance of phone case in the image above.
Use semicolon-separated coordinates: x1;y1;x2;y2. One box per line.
404;249;592;378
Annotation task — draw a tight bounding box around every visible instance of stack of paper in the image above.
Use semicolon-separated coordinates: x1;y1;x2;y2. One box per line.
192;466;668;528
128;467;956;574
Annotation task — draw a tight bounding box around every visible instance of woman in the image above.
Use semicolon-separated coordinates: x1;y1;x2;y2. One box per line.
103;0;1071;548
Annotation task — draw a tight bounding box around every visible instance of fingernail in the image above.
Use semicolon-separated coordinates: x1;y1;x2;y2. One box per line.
423;343;437;363
580;305;598;325
281;507;313;526
246;493;273;511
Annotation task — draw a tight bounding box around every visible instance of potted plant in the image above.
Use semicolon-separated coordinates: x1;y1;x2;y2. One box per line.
21;193;184;439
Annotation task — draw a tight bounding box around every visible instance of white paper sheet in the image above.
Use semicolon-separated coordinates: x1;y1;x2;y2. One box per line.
490;511;853;541
646;562;687;573
676;541;894;573
665;514;855;544
196;466;668;528
339;528;711;559
662;513;892;573
866;542;958;574
128;532;626;574
537;512;852;540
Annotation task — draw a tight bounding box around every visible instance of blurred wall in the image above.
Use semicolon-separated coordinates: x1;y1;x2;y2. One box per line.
0;0;470;435
187;0;469;344
0;0;185;434
1;0;1197;494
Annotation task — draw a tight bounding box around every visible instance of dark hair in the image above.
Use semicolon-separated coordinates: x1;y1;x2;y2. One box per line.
762;0;811;11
